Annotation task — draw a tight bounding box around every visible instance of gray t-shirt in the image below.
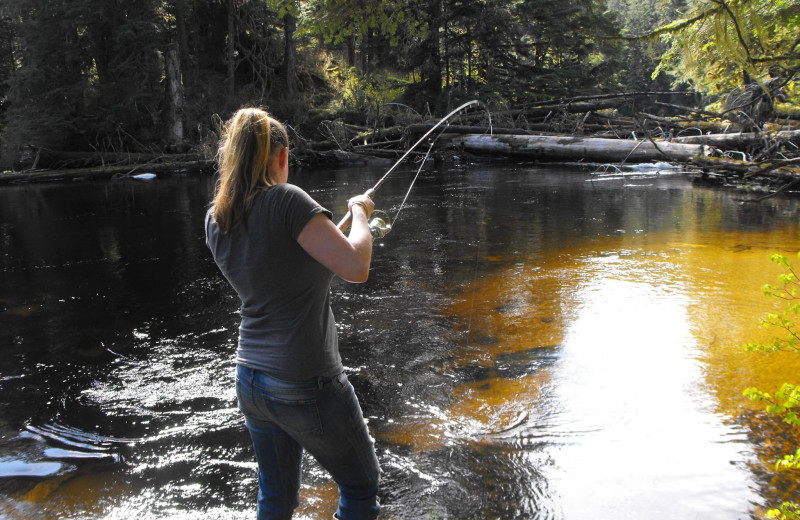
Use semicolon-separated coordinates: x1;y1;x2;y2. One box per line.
205;184;343;380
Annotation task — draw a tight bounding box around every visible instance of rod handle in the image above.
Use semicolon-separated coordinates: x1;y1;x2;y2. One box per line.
336;188;376;232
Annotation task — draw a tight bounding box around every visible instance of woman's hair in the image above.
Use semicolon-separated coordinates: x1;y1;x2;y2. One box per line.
211;107;289;233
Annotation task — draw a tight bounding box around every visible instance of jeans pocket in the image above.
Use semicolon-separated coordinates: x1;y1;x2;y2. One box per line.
235;378;249;414
259;394;323;435
329;372;350;395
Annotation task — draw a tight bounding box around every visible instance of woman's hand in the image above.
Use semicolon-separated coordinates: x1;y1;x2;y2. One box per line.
347;194;375;219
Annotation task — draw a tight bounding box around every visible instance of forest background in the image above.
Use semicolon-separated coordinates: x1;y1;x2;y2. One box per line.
0;0;798;172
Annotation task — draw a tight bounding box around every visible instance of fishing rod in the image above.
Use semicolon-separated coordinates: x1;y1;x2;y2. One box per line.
337;99;482;233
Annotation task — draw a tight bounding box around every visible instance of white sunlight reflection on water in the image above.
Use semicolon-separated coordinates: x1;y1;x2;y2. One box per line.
548;258;756;519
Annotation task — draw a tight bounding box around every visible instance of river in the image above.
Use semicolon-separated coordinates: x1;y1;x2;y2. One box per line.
1;162;799;519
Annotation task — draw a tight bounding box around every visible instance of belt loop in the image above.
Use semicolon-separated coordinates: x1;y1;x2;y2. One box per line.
317;376;324;390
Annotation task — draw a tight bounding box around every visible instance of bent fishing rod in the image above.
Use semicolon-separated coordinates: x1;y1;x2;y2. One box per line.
337;99;482;233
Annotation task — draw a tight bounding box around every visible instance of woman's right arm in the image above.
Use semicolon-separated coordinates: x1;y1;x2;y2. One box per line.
297;196;374;283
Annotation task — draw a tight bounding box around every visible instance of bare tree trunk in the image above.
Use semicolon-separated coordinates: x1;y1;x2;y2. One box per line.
283;11;297;94
165;44;184;147
174;0;189;77
346;34;356;68
421;0;442;100
0;16;12;87
362;28;372;74
226;0;236;100
0;15;14;170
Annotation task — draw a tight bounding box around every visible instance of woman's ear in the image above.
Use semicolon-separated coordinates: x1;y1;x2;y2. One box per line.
279;146;289;167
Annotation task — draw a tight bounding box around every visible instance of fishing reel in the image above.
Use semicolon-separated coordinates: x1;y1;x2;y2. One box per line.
368;210;392;240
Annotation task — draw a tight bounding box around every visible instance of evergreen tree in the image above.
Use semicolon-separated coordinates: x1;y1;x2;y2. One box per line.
514;0;623;97
82;0;165;146
653;0;800;97
402;0;623;108
608;0;685;93
2;0;167;162
4;0;91;154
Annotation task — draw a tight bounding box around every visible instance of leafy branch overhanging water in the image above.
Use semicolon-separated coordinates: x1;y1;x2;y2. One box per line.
744;253;800;520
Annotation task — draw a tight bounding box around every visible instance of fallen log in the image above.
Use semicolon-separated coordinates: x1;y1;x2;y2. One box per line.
456;134;709;163
305;140;337;151
672;129;800;149
524;91;695;106
350;126;404;144
493;99;626;119
775;102;800;121
690;156;800;179
293;148;395;166
353;139;405;150
0;160;214;184
654;102;722;118
19;149;207;169
584;114;636;127
407;124;537;136
638;112;740;133
317;120;366;145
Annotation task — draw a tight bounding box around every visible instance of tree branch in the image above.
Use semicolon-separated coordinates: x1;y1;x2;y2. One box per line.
709;0;755;65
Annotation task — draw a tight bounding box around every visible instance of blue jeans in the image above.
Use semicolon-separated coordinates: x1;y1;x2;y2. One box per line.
235;365;381;520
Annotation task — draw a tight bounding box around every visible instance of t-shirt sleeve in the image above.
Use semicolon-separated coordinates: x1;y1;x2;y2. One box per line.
277;184;333;240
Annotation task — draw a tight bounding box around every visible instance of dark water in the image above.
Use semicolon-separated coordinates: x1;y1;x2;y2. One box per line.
1;163;799;519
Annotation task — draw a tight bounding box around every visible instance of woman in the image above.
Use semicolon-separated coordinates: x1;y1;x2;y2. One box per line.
205;107;380;520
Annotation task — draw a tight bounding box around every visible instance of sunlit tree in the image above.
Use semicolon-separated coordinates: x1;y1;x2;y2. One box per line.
653;0;800;96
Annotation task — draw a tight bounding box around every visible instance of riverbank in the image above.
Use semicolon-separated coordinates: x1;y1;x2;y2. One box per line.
2;94;799;193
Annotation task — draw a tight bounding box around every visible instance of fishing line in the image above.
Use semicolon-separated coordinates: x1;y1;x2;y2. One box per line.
391;127;446;227
465;239;481;347
365;126;450;239
337;100;483;232
465;185;489;348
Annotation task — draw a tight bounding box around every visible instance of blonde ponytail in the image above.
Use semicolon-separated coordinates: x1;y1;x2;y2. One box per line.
211;108;289;233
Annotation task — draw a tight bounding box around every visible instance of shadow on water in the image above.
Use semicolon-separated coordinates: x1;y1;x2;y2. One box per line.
1;164;799;518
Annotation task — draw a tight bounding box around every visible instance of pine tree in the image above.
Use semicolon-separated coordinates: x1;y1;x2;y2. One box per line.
653;0;800;97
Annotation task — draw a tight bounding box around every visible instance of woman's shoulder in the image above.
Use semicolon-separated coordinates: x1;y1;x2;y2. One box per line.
254;183;303;199
271;182;310;197
263;183;318;206
252;183;322;215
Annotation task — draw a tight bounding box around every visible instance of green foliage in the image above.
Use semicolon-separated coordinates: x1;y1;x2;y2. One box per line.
775;448;800;471
765;501;800;520
325;61;407;116
744;383;800;428
744;253;800;353
652;0;800;96
743;252;800;519
309;0;423;48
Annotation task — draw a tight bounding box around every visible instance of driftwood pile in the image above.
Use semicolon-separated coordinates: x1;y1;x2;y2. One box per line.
2;91;799;192
293;92;800;194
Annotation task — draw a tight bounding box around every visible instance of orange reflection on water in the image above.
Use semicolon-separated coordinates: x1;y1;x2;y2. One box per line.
379;226;800;516
381;256;571;449
1;470;130;520
295;481;338;520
